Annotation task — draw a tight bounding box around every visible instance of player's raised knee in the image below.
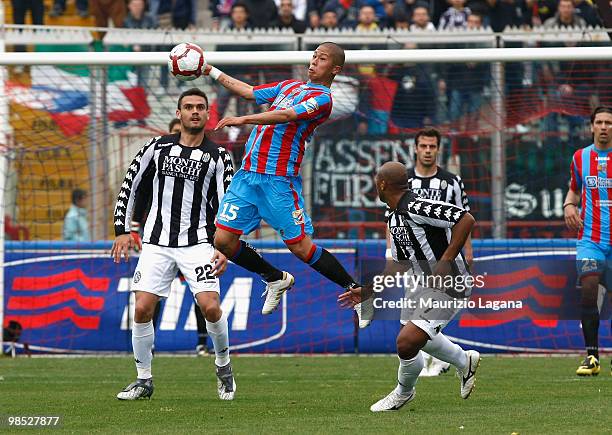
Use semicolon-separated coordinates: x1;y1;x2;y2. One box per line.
285;237;314;262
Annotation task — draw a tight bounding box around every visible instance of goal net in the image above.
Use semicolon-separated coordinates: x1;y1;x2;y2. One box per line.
2;27;611;354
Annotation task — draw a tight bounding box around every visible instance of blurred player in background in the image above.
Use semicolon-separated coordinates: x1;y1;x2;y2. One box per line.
204;42;362;315
564;106;612;376
339;162;480;412
111;88;236;400
131;117;212;357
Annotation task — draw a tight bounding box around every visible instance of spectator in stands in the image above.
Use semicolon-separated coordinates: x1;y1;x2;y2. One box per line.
222;2;251;30
438;0;471;29
11;0;44;57
91;0;127;29
271;0;308;31
389;64;438;129
466;0;489;21
322;0;384;28
393;10;410;29
487;0;531;31
380;0;395;27
63;188;91;242
392;0;417;27
123;0;156;88
276;0;308;20
442;12;489;131
543;0;587;26
4;215;30;241
2;320;23;356
124;0;156;34
410;4;436;29
320;7;340;28
530;0;558;25
210;0;236;29
239;0;278;27
123;0;155;29
49;0;88;18
307;0;327;27
573;0;602;26
358;67;399;134
356;4;380;29
157;0;197;29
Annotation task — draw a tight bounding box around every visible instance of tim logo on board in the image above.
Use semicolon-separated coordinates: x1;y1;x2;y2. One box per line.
118;270;286;353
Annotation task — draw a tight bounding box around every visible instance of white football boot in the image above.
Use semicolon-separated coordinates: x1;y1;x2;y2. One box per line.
216;362;236;401
261;272;294;315
370;388;416;412
458;350;481;399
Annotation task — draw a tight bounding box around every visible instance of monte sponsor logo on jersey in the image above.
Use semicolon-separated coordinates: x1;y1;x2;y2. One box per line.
411;188;443;201
389;226;413;245
160;155;205;181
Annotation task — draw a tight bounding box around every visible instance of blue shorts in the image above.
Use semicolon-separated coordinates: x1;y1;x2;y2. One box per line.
215;169;314;244
576;239;612;287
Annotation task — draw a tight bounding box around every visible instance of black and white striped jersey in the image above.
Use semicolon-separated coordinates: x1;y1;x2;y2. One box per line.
407;166;469;211
113;133;234;247
387;191;470;281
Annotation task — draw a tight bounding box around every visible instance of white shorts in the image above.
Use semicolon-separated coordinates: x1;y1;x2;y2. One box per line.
400;286;465;339
132;243;220;297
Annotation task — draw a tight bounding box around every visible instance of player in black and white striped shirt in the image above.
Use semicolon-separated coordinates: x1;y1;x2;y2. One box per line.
111;88;236;401
406;128;474;376
339;162;481;412
405;128;473;264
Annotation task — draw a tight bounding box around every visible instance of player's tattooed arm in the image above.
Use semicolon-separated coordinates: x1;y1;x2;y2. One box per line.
203;64;254;99
215;109;298;130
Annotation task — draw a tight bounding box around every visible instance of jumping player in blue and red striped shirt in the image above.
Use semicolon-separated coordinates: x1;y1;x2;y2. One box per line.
565;106;612;377
204;42;361;315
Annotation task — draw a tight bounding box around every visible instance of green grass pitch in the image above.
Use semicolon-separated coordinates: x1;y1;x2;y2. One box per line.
1;355;610;433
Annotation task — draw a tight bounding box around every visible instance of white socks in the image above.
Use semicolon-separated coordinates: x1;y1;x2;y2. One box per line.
422;333;468;372
395;352;424;396
206;313;230;367
132;320;154;379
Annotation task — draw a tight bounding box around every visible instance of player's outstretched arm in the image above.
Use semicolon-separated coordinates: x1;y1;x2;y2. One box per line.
203;64;254;100
215;109;298;130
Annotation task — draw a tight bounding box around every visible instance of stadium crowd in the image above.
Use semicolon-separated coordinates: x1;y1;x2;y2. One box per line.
8;0;603;32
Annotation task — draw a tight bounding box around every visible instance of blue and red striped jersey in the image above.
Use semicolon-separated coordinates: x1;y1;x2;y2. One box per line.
570;144;612;244
241;79;332;177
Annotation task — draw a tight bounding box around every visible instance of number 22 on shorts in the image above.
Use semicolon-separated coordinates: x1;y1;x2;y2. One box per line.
195;264;215;282
220;203;239;221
